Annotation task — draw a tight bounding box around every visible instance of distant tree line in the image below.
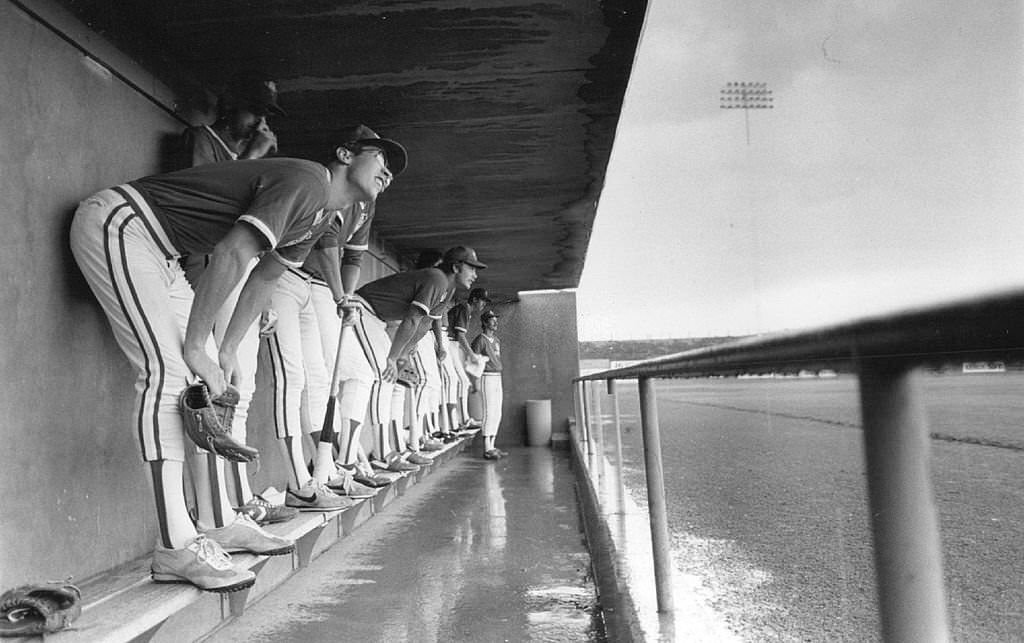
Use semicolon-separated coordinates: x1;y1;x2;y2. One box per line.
578;337;742;361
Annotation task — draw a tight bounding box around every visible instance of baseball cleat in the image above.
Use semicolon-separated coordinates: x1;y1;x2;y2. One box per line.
285;478;354;511
382;457;419;473
151;535;256;593
200;513;295;556
420;438;444;451
235;494;298;525
405;452;433;466
326;464;378;499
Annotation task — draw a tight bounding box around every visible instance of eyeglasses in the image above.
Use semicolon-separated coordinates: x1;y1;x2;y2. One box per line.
359;146;389;171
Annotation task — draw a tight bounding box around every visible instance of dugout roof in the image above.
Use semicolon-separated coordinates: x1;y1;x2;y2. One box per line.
56;0;648;301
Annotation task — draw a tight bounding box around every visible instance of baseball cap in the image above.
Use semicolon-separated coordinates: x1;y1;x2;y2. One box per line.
225;73;286;117
469;287;491;302
340;124;408;176
481;309;499;321
443;246;487;269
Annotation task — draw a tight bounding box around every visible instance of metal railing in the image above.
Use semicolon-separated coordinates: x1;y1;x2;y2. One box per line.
573;288;1024;642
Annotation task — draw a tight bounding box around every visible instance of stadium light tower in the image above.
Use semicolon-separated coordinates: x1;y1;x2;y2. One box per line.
720;82;773;145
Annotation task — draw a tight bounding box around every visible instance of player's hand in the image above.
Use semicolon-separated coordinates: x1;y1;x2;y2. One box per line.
336;296;360;326
244;118;277;158
382;358;399;384
435;347;447;361
218;349;242;391
258;308;278;337
184;346;227;397
341;305;361;327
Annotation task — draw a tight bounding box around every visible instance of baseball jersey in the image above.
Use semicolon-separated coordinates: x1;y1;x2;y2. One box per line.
447;302;471;340
179;125;237;169
131;158;336;267
357;268;452;322
471;333;502;373
299;201;375;279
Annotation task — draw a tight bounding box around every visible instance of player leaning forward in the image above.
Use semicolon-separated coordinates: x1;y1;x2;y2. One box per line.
69;130;407;592
336;247;487;472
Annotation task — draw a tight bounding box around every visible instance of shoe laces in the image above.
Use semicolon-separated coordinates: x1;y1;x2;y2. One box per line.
309;478;333;495
247;494;273;509
193;535;234;571
332;464;355;491
234;512;260;529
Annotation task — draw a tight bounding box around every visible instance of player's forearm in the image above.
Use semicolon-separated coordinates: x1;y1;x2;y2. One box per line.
456;332;474;357
185;249;250;357
388;314;424;362
219;256;283;357
431;319;444;348
315;247;344;302
340;262;360;298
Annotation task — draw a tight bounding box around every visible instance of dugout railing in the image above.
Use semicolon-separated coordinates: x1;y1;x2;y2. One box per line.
573;287;1024;643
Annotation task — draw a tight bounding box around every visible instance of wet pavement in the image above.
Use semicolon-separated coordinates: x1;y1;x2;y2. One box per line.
210;446;603;643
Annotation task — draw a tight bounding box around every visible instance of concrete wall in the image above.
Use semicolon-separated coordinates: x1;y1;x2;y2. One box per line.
482;291;581;447
0;1;403;589
0;0;185;589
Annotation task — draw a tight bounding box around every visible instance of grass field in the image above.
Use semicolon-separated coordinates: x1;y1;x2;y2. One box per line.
599;371;1024;642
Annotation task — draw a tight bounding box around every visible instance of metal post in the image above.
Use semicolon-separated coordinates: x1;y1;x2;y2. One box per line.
608;379;626;512
579;381;593;454
858;362;949;643
637;377;674;612
572;382;583;448
592;380;605;463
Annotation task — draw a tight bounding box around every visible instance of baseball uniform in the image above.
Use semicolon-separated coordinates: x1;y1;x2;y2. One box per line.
471;329;503;439
336;268;452;463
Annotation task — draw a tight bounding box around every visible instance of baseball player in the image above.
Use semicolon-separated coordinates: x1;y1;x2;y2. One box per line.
264;127;391;509
176;72;283;170
69;130;407;592
472;309;507;459
335;247;486;473
395;250;449;464
177;73;293;526
444;287;490;432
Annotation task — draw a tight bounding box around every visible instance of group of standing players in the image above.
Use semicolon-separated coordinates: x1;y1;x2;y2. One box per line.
69;74;505;592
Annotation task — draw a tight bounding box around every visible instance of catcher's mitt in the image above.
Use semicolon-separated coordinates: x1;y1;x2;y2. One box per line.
0;580;81;637
179;383;259;462
395;360;421;389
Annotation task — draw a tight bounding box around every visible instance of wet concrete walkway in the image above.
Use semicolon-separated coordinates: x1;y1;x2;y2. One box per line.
210;446;603;643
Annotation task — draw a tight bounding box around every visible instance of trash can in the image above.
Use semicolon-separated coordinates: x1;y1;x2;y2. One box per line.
525;399;552;447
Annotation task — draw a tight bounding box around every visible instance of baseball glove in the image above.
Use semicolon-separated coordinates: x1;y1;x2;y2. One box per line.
179;383;259;462
0;580;81;637
395;360;421;389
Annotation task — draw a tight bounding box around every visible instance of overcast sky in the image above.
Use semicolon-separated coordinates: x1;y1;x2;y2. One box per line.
577;0;1024;340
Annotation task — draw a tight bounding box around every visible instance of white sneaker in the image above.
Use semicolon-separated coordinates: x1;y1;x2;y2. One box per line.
151;535;255;592
285;478;354;511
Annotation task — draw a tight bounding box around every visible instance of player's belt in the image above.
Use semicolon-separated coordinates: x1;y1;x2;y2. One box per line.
287;267;327;287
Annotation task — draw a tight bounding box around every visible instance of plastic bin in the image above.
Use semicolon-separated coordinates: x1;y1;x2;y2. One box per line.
525;399;552;446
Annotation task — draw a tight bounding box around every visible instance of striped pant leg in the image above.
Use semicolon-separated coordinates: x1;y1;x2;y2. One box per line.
265;272;323;439
311;282;343;435
70;188;193;462
338;307;391;461
450;340;471;420
481;373;503;438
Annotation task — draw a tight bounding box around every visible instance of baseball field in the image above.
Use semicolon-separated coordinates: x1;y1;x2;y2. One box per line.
606;372;1024;642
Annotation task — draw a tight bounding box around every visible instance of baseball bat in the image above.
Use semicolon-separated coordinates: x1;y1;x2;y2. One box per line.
312;321;348;484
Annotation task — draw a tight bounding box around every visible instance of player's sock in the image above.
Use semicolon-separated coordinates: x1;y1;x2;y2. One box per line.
149;460;197;549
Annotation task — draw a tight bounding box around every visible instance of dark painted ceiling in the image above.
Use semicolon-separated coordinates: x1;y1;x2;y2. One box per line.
58;0;647;300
